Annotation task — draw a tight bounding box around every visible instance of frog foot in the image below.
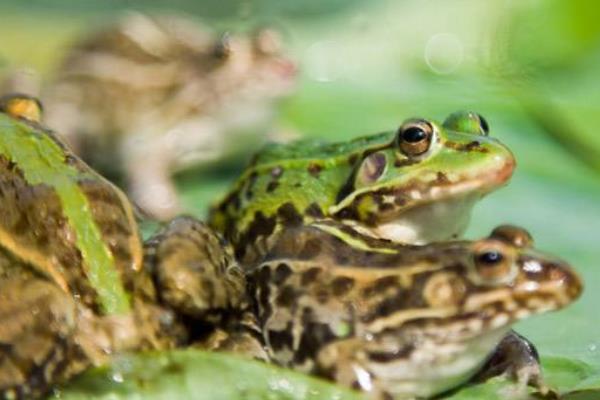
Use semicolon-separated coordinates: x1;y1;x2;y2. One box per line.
472;330;555;397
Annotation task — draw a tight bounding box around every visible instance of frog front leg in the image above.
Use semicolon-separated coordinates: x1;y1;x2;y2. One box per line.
122;117;224;220
471;330;551;396
145;216;247;320
0;276;81;399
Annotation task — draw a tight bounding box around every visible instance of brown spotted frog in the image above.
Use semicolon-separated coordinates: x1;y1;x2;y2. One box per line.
241;223;582;399
40;12;297;220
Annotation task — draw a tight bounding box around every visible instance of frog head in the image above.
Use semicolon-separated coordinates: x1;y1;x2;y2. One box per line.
358;225;581;398
331;112;515;243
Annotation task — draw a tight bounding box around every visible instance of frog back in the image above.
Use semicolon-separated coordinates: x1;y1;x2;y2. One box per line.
0;114;142;314
210;132;394;258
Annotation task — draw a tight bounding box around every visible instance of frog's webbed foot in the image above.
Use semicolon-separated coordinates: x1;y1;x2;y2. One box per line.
0;277;82;399
145;216;248;321
472;330;554;397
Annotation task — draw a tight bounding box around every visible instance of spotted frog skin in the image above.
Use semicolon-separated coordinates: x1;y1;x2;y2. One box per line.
0;95;246;399
244;223;582;399
210;112;515;263
38;12;297;220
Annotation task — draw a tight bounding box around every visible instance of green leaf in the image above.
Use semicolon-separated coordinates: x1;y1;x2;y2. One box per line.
52;350;366;400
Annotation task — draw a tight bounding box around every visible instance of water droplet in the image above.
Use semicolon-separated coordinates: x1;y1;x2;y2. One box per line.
111;372;124;383
424;33;464;74
588;343;597;352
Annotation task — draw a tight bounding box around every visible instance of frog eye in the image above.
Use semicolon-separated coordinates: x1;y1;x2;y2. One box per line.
396;119;434;156
471;241;517;285
442;111;489;136
0;94;43;122
214;33;232;59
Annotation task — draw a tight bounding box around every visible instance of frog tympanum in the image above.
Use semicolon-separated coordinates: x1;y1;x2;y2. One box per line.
210;112;515;263
40;12;297;220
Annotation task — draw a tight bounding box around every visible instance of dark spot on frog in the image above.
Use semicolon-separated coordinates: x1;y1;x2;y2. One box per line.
367;344;415;362
363;288;408;322
444;140;488;153
363;276;398;298
268;324;294;352
305;203;324;218
274;263;293;284
266;180;279;193
378;202;394;213
249;211;276;238
394;196;407;206
436;171;450;184
299;238;322;259
331;276;355;297
245;171;258;200
301;267;322;285
270;166;283;178
293;308;338;364
277;202;303;226
276;285;297;308
347;153;359;166
394;157;419;168
293;182;301;188
307;162;322;177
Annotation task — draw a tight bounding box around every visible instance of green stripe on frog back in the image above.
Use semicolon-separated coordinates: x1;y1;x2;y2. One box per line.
0;116;130;315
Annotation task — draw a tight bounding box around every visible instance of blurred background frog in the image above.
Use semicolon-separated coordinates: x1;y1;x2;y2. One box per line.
5;12;297;219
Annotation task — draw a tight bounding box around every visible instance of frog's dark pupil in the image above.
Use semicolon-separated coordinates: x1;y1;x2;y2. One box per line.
477;114;490;135
477;251;503;265
402;127;427;143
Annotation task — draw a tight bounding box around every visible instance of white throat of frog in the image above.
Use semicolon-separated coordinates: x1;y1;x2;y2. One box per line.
369;194;479;244
364;326;511;399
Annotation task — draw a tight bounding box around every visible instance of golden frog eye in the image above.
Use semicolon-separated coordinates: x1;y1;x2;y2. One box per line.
0;94;43;122
471;241;517;285
396;119;434;156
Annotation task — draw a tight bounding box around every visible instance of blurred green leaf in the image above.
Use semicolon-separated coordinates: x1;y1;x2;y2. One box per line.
52;350;366;400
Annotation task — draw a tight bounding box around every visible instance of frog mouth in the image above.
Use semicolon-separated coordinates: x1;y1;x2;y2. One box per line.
348;157;515;244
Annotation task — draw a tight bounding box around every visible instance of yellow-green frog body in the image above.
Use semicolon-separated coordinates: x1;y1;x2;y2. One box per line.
210;113;515;262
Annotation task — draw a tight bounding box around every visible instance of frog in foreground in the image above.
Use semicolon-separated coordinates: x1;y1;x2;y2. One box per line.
39;12;297;220
210;112;515;262
0;95;246;399
241;223;582;399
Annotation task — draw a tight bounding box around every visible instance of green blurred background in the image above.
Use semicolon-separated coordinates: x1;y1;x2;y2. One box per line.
2;0;600;398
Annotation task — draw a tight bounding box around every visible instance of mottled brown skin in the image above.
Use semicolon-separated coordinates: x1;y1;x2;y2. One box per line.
0;99;244;398
144;216;247;321
245;224;582;399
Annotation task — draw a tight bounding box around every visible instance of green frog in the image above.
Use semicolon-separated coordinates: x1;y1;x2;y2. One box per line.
0;95;246;399
210;112;515;263
244;223;582;399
